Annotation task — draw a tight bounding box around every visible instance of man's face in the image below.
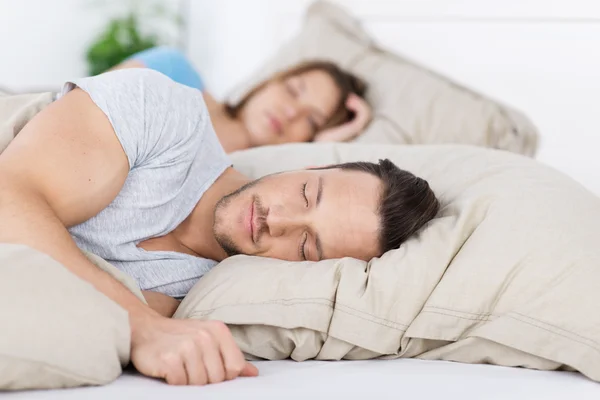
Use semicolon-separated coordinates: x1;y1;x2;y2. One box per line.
213;168;382;262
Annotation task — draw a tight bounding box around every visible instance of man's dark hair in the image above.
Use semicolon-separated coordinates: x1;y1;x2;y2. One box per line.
318;159;439;254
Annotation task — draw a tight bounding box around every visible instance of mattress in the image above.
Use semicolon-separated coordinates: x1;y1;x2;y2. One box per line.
6;359;600;400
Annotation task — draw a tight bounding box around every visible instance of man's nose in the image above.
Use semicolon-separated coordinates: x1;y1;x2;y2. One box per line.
266;206;305;237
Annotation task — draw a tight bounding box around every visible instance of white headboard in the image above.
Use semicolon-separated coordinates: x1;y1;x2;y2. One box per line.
191;0;600;195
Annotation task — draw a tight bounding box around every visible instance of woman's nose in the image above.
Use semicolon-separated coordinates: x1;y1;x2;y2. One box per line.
284;103;299;121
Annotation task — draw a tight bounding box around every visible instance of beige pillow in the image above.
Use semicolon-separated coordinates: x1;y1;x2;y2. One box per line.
0;244;144;390
176;143;600;382
226;1;539;156
0;91;54;152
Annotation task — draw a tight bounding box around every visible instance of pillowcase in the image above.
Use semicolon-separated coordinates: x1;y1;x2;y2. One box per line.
0;245;145;390
226;1;539;156
175;143;600;382
0;91;54;152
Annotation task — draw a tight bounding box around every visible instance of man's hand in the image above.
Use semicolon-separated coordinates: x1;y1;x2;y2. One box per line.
130;315;259;385
314;93;372;142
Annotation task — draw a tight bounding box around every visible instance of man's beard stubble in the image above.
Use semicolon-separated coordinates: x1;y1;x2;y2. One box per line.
212;177;263;257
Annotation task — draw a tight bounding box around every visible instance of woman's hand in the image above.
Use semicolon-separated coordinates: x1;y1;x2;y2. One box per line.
314;93;372;142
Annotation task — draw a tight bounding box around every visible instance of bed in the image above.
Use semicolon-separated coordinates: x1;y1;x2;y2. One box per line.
4;0;600;398
6;360;600;400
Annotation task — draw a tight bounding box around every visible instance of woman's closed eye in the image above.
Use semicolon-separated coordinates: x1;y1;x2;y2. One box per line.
286;81;298;98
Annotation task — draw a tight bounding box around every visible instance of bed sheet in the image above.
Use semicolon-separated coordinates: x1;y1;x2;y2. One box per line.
5;359;600;400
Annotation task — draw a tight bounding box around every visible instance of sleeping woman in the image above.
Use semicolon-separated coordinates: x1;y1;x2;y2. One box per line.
111;46;372;152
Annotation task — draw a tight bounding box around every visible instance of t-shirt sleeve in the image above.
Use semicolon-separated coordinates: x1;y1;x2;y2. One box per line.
60;68;213;169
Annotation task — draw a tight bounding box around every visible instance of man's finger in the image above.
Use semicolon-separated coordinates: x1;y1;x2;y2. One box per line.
202;334;226;384
241;362;260;377
163;358;188;386
183;346;208;386
213;324;248;380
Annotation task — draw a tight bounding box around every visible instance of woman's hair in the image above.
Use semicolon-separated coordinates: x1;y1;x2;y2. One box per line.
224;60;367;132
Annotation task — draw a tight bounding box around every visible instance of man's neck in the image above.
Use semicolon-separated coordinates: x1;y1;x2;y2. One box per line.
171;167;250;261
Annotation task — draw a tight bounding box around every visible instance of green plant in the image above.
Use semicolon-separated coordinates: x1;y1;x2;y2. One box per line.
85;0;183;76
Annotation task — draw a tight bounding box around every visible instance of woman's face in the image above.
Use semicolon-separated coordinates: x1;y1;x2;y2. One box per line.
238;70;342;146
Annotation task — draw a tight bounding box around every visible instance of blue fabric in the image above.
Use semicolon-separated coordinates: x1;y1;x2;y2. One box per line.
128;46;204;90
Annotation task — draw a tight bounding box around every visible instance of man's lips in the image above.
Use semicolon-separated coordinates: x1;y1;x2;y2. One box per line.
250;198;267;244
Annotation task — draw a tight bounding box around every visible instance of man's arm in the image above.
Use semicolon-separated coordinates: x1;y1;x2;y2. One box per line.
143;291;181;318
0;89;257;385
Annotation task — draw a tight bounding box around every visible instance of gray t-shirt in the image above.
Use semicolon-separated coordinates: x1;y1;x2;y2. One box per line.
61;69;230;298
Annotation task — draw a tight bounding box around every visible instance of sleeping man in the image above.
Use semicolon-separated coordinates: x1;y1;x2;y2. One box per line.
0;69;439;386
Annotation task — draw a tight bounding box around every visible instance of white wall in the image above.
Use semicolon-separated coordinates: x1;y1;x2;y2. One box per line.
0;0;294;93
0;0;105;90
186;0;292;98
1;0;599;194
0;0;181;91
